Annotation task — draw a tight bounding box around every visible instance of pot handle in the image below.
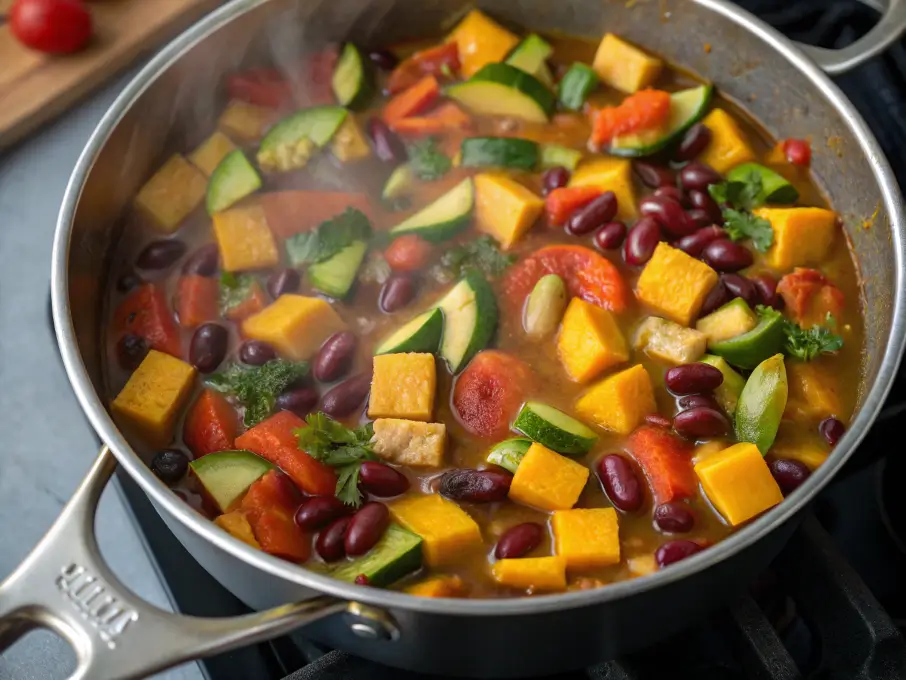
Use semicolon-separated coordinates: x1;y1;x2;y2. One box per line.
0;447;347;680
797;0;906;74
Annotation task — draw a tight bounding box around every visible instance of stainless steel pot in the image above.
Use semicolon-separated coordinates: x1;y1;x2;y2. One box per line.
3;0;905;678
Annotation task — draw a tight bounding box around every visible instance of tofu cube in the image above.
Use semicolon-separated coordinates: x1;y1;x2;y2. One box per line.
633;317;707;365
189;131;237;177
448;9;520;78
241;295;347;360
569;158;637;221
218;100;273;141
330;116;372;162
557;298;628;382
636;243;719;326
694;442;783;526
474;173;544;249
212;202;279;272
111;350;196;448
215;511;261;549
404;575;466;598
509;443;590;512
592;33;663;94
371;418;446;467
783;359;842;421
553;508;621;569
575;364;655;434
698;109;756;174
134;154;207;233
754;207;837;271
389;494;482;566
492;556;567;592
368;353;437;421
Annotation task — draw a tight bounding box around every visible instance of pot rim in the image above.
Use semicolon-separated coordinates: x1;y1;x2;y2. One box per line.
51;0;906;617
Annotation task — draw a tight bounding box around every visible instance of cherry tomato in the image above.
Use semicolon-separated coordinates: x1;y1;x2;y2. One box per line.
10;0;92;54
782;138;811;167
384;235;433;272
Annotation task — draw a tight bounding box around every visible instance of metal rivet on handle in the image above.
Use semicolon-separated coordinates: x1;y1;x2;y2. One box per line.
345;602;400;642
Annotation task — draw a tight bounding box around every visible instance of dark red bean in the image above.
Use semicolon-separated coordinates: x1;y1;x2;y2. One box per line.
703;239;754;272
275;386;319;418
673;407;730;439
321;372;371;418
645;413;673;429
699;278;732;317
722;273;759;307
239;340;276;366
686;208;713;229
359;461;410;497
674;123;712;162
687;190;723;224
354;574;370;586
541;166;570;196
566;191;617;236
654;185;686;206
379;274;416;313
597;454;643;512
665;363;724;395
623;217;662;266
655;539;702;567
676;226;724;258
677;394;720;412
295;496;350;531
116;271;142;293
314;331;357;383
151;449;189;484
594;221;627;251
136;239;187;270
368;49;398;71
267;268;300;298
439;469;512;503
345;502;390;556
316;516;351;562
182;244;219;276
751;273;779;308
495;522;544;559
367;117;406;163
189;323;228;374
117;333;148;371
679;162;722;192
633;161;675;188
819;417;845;446
769;459;811;495
654;503;695;533
639;195;696;236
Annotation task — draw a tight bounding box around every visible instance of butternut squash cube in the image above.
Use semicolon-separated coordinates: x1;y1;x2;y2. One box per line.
474;173;544;249
330;116;372;162
697;109;756;174
368;353;437;421
134;154;207;233
189;131;237;177
404;575;466;598
569;158;637;221
694;442;783;526
111;350;196;448
215;511;261;549
371;418;446;467
575;364;655;434
492;556;567;592
783;359;842;421
509;443;590;512
241;295;347;360
754;207;837;271
449;9;520;78
557;298;628;382
636;243;719;326
390;494;482;566
553;508;621;569
218;100;273;141
212;202;279;272
592;33;663;94
633;316;707;365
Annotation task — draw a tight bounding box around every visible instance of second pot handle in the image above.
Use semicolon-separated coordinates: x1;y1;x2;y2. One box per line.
0;447;347;680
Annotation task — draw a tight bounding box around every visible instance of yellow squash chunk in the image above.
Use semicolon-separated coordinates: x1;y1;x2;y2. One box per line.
783;359;842;421
404;575;466;598
218;100;273;140
633;316;707;365
557;298;628;383
754;207;837;271
111;350;196;448
215;511;261;549
592;33;663;94
212;202;279;272
371;419;446;467
390;494;482;566
569;158;637;221
330;116;372;162
241;295;347;360
698;109;756;174
134;154;207;233
553;508;620;569
474;173;544;249
696;301;757;346
509;443;590;512
448;9;520;78
694;442;783;526
189;131;237;177
575;364;655;434
636;243;719;326
770;424;830;470
492;556;567;592
368;353;437;421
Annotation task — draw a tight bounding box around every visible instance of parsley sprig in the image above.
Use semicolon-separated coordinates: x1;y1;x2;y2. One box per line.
708;171;774;252
219;272;257;316
285;208;372;266
755;306;844;361
441;236;516;277
406;138;452;181
207;360;309;427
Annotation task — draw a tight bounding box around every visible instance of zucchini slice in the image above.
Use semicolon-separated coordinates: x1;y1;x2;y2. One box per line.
206;150;262;214
513;401;598;456
437;270;498;373
190;450;274;513
308;240;368;299
539;144;583;171
447;63;555;123
460;137;539;171
389;178;474;242
728;162;799;204
486;438;533;473
382;164;416;202
257;106;348;172
558;63;599;111
332;43;373;110
375;308;444;355
506;34;555;87
330;524;423;587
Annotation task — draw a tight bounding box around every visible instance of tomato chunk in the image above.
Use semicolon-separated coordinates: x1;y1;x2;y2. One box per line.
384;235;434;272
387;42;460;94
782;138;811;167
261;191;376;239
225;280;268;322
777;268;844;328
184;389;240;458
114;283;181;357
591;89;672;148
545;187;603;226
389;102;472;137
175;275;220;328
382;75;441;124
625;425;696;505
241;470;310;561
452;351;534;439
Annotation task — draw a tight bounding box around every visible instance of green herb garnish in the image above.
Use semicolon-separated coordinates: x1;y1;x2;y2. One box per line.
441;235;516;277
708;170;766;211
207;360;309;427
406;138;452;181
721;209;774;253
285;208;372;266
708;171;774;252
219;272;257;316
782;313;844;361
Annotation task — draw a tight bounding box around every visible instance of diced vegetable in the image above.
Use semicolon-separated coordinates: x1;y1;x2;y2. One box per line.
473;173;544;249
215;512;260;548
694;442;783;525
524;274;567;338
568;157;637;221
383;75;441;123
509;442;590;511
699;355;746;417
330;524;423;586
218;100;273;141
735;353;788;454
368;353;437;421
557;297;628;382
592;33;663;93
375;308;444;355
206;150;262;215
207;360;309;427
625;425;696;505
240;470;310;561
241;295;347;360
770;424;830;470
539;144;583;171
486;438;533;474
545;186;602;226
134;154;207;233
452;350;533;439
436;271;499;373
448;9;520;78
709;307;785;370
115;283;181;357
460;137;540;171
575;364;656;435
389;494;483;566
513;401;598;456
492;556;566;591
220;274;268;321
404;575;467;597
261;190;375;239
696;298;757;347
784;359;842;421
698;109;756;174
382;164;416;202
330;116;372;162
633;317;707;365
212;203;279;272
183;389;241;458
447;63;556;123
777;268;845;329
331;43;372;109
226;68;293;109
552;508;620;569
591;88;671;149
728;162;799;204
257;106;348;172
636;243;719;326
389;178;474;242
190;450;274;512
175;275;220;328
308;240;368;299
390;102;472;138
505;34;555;86
558;63;599;111
753;207;837;271
189;131;237;177
387;42;460;94
371;418;447;467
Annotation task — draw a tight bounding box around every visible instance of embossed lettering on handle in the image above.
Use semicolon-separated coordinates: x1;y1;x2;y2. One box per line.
56;563;139;648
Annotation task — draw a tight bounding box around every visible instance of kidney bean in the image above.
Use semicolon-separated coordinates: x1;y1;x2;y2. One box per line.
359;461;410;497
566;191;617;235
541;166;570;196
675;226;724;258
314;331;357;382
316;516;351;562
368;117;406;163
116;271;142;293
687;190;723;224
597;454;643;512
722;273;759;307
276;386;319;418
639;195;696;236
151;449;189;484
495;522;544;559
679;162;722;192
655;539;702;567
182;244;219;276
189;323;228;374
677;394;720;412
136;239;187;270
267;268;300;298
379;274;416;313
654;185;686;206
296;496;350;531
623;217;662;266
321;372;371;418
769;459;811;495
439;469;512;503
686;208;712;229
819;417;845;446
239;340;276;366
368;49;398;70
703;239;754;272
645;413;673;429
673;406;730;439
633;161;675;188
751;273;780;308
594;221;627;251
654;503;695;533
665;363;724;395
699;278;732;317
345;502;390;556
117;333;148;371
674;123;712;162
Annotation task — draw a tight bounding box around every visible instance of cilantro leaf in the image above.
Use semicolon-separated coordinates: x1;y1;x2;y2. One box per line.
335;463;364;507
441;236;516;277
782;314;844;361
722;208;774;252
406;138;452;181
219;273;257;316
207;360;309;427
708;171;765;212
285;208;372;266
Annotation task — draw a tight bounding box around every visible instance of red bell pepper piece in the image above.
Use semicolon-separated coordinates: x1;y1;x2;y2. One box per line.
227;68;294;109
183;389;240;458
452;350;535;439
224;280;268;322
389;102;473;137
591;89;672;148
260;190;376;239
382;75;440;124
114;283;181;357
241;470;310;561
175;275;220;328
545;187;603;226
625;425;696;505
777;268;844;328
387;42;460;94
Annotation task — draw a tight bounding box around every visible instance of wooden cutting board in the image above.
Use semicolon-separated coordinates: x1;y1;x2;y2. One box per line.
0;0;223;149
